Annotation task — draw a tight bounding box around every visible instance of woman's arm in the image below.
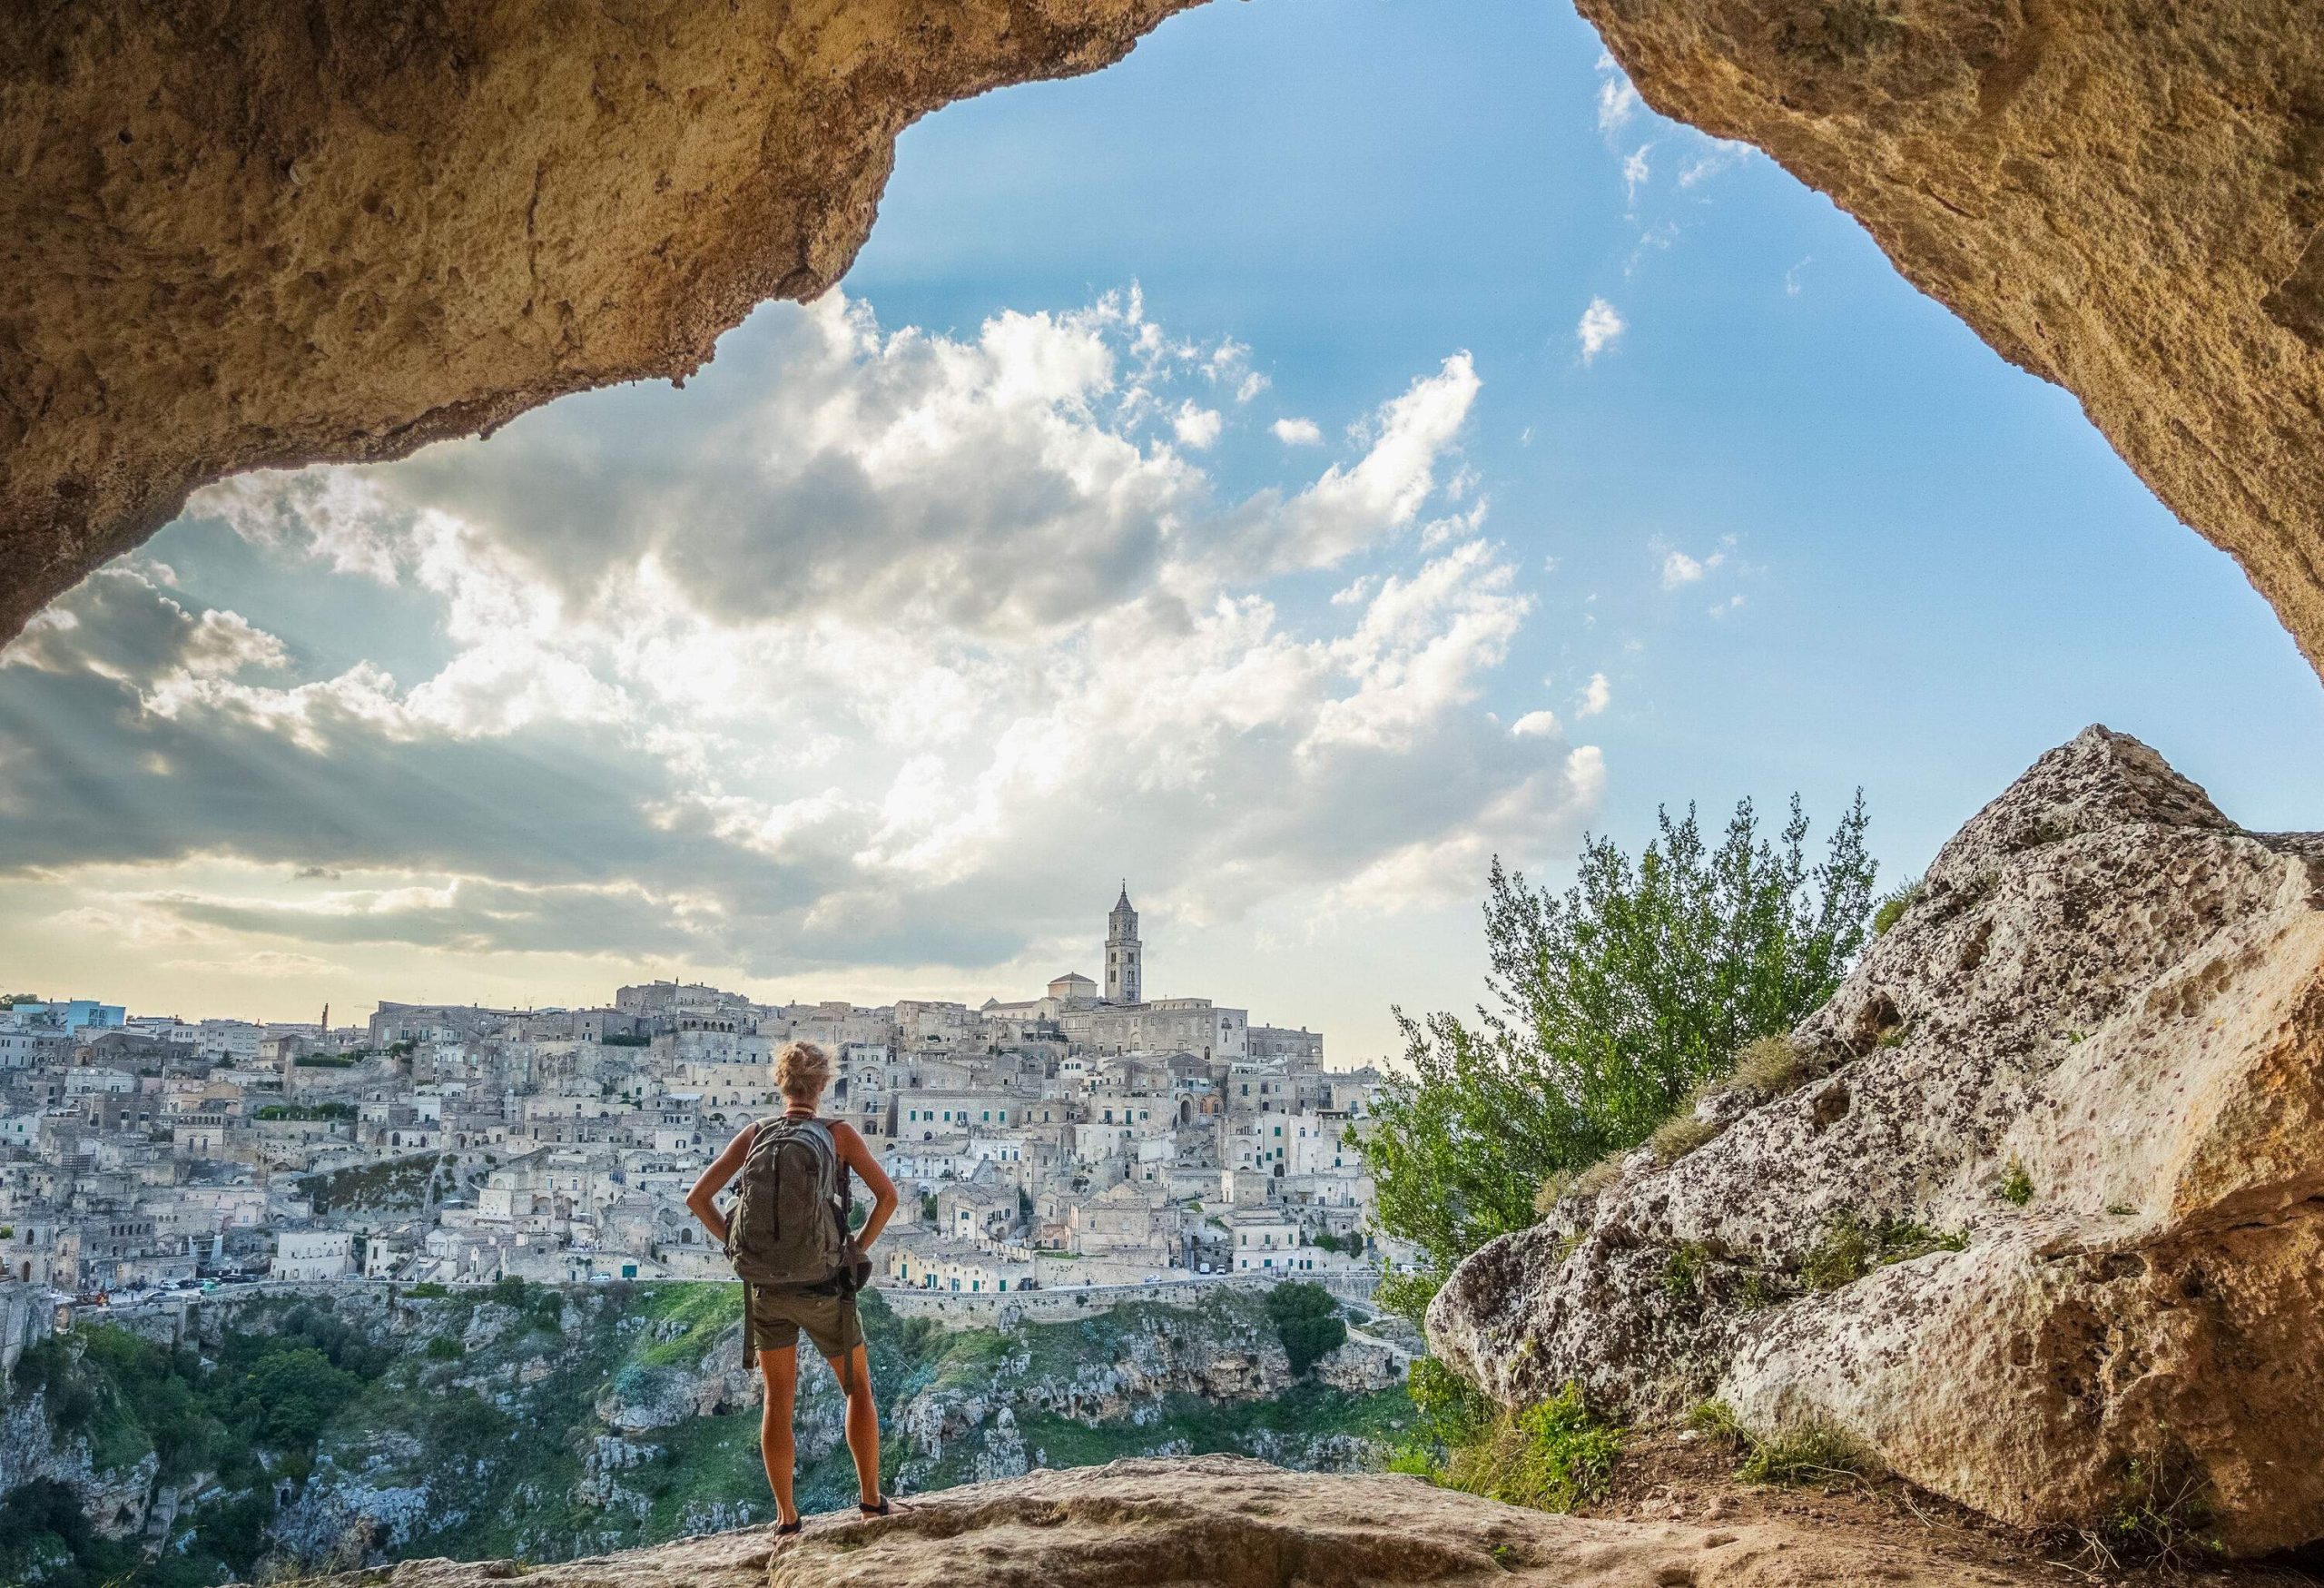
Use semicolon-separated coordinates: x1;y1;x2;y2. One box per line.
831;1122;899;1248
685;1123;757;1248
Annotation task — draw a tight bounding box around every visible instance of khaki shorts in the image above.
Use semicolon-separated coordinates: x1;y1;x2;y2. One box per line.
745;1283;864;1362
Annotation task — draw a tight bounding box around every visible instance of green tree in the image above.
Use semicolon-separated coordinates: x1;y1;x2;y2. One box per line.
1364;794;1876;1322
242;1346;360;1445
1265;1281;1348;1376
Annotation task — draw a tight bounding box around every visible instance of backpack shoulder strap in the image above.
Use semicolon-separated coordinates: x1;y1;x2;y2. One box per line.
802;1118;852;1218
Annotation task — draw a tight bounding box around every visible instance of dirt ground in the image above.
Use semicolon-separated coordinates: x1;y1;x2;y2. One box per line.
1578;1430;2324;1588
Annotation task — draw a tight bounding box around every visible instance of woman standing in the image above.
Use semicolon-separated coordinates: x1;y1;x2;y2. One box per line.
686;1041;900;1530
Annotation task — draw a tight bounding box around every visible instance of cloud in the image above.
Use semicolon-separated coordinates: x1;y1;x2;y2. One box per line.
162;950;345;977
1;291;1597;985
1654;535;1738;592
1576;672;1611;717
1266;353;1481;571
1510;710;1561;738
1597;65;1642;134
1621;145;1652;207
1660;547;1724;587
1273;417;1324;446
1679;139;1752;188
1173;400;1225;449
1576;299;1627;364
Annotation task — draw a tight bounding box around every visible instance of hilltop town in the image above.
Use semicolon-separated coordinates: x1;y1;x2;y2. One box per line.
0;888;1398;1307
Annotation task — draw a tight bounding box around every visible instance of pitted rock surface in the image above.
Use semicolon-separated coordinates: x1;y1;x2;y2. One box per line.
275;1455;2062;1588
1429;726;2324;1553
0;0;1198;642
1580;0;2324;679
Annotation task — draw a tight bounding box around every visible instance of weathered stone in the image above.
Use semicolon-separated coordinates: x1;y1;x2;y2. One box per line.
1431;726;2324;1554
0;0;1197;642
1580;0;2324;679
281;1455;2060;1588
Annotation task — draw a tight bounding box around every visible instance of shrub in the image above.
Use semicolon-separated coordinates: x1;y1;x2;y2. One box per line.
1361;794;1879;1285
1738;1423;1875;1487
1534;1151;1626;1217
2093;1450;2221;1568
1725;1034;1808;1097
1443;1382;1622;1514
1876;1221;1969;1264
1404;1356;1492;1452
1265;1282;1347;1376
1649;1110;1720;1166
423;1336;465;1361
1661;1241;1709;1302
1998;1158;2034;1206
1871;878;1923;937
1801;1214;1875;1291
405;1281;450;1298
1802;1212;1967;1290
1686;1398;1745;1447
1372;1267;1444;1332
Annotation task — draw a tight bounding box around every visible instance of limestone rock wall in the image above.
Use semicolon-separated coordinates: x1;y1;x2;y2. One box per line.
1428;726;2324;1554
1581;0;2324;677
0;0;1196;642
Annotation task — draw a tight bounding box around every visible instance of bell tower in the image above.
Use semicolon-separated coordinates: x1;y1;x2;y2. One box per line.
1105;883;1142;1006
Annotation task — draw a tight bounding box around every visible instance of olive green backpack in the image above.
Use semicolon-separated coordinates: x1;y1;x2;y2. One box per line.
727;1117;852;1288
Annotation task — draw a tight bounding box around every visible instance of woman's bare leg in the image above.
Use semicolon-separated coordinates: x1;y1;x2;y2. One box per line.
757;1346;800;1524
826;1343;881;1505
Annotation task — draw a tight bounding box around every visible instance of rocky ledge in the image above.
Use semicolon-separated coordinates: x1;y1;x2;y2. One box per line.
1431;725;2324;1555
289;1455;2061;1588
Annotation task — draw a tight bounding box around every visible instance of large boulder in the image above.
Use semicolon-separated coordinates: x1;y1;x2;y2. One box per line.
1430;725;2324;1554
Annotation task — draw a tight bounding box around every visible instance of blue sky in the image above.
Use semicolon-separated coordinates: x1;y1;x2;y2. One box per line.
4;0;2317;1058
850;0;2321;846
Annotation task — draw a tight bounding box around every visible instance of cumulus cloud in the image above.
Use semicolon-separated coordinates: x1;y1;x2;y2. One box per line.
1654;535;1738;593
1273;417;1324;446
1173;400;1225;449
1660;548;1718;587
1270;354;1480;570
1576;672;1611;717
1510;710;1561;738
1576;299;1627;364
1;291;1598;984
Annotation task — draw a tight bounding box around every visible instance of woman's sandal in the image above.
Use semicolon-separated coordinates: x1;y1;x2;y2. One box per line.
858;1496;895;1517
776;1520;803;1536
